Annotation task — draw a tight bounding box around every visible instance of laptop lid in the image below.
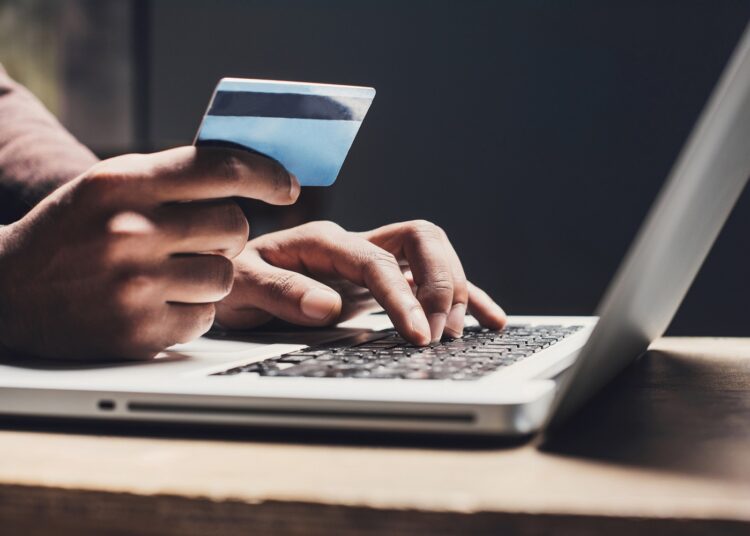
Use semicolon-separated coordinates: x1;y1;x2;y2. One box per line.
545;21;750;430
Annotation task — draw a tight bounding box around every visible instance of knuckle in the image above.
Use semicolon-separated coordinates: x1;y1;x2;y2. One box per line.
225;201;249;234
189;304;217;339
361;248;399;274
425;269;454;291
305;220;343;235
77;155;145;203
196;148;246;188
77;169;113;200
207;256;235;297
453;276;469;303
201;304;217;333
100;235;127;265
402;219;446;247
428;268;454;287
418;270;454;304
167;305;217;345
114;271;157;308
223;202;250;247
218;152;245;186
202;302;217;325
208;149;294;203
406;219;442;240
199;149;246;188
84;155;143;183
269;160;293;200
106;210;156;237
100;221;152;265
263;271;299;301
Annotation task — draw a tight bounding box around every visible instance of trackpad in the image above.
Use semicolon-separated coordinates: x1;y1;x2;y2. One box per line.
168;326;370;354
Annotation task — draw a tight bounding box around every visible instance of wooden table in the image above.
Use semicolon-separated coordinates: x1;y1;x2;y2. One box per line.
0;337;749;535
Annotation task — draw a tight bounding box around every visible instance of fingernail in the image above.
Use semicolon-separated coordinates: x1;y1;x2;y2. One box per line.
427;313;447;343
300;288;339;320
410;308;432;345
289;173;300;200
445;303;466;338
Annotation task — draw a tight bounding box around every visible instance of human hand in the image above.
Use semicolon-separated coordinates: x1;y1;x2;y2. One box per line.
216;220;506;345
0;146;299;360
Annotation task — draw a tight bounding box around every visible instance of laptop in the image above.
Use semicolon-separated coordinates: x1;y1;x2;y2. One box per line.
1;23;750;437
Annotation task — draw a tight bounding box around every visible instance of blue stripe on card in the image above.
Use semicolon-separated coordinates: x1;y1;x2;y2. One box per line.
208;90;371;121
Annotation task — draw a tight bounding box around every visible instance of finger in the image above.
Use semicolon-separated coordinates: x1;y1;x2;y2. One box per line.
438;231;470;338
467;281;507;330
123;302;217;357
403;270;418;294
323;279;381;321
152;200;249;258
257;223;432;345
215;305;274;331
363;221;455;342
221;251;343;328
317;235;431;344
97;146;300;206
165;302;217;345
401;251;466;336
159;254;235;304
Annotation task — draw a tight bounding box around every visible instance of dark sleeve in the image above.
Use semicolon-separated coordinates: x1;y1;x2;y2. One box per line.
0;64;98;223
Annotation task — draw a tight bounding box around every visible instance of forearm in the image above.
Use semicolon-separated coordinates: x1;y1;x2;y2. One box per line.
0;64;98;223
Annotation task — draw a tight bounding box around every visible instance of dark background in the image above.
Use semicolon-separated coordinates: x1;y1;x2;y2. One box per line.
140;0;750;335
15;0;750;335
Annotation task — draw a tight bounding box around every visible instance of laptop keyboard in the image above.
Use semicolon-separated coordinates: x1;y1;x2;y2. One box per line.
211;323;584;381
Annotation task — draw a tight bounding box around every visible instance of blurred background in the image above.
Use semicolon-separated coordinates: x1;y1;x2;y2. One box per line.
1;0;749;335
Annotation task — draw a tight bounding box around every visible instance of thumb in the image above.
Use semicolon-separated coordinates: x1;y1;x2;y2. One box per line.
217;251;343;329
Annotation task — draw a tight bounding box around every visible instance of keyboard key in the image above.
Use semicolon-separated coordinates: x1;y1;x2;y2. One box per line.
210;324;584;380
277;353;317;364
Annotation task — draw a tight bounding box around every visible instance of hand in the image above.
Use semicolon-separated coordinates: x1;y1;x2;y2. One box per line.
216;220;506;345
0;146;299;360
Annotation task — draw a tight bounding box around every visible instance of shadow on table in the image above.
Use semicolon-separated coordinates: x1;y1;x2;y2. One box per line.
540;347;750;483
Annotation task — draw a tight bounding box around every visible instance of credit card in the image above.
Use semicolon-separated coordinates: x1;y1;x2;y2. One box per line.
194;78;375;186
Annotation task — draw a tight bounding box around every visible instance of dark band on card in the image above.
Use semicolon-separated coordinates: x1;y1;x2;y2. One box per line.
208;91;370;121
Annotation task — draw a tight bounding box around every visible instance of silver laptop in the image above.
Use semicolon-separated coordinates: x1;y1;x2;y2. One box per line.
2;23;750;437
